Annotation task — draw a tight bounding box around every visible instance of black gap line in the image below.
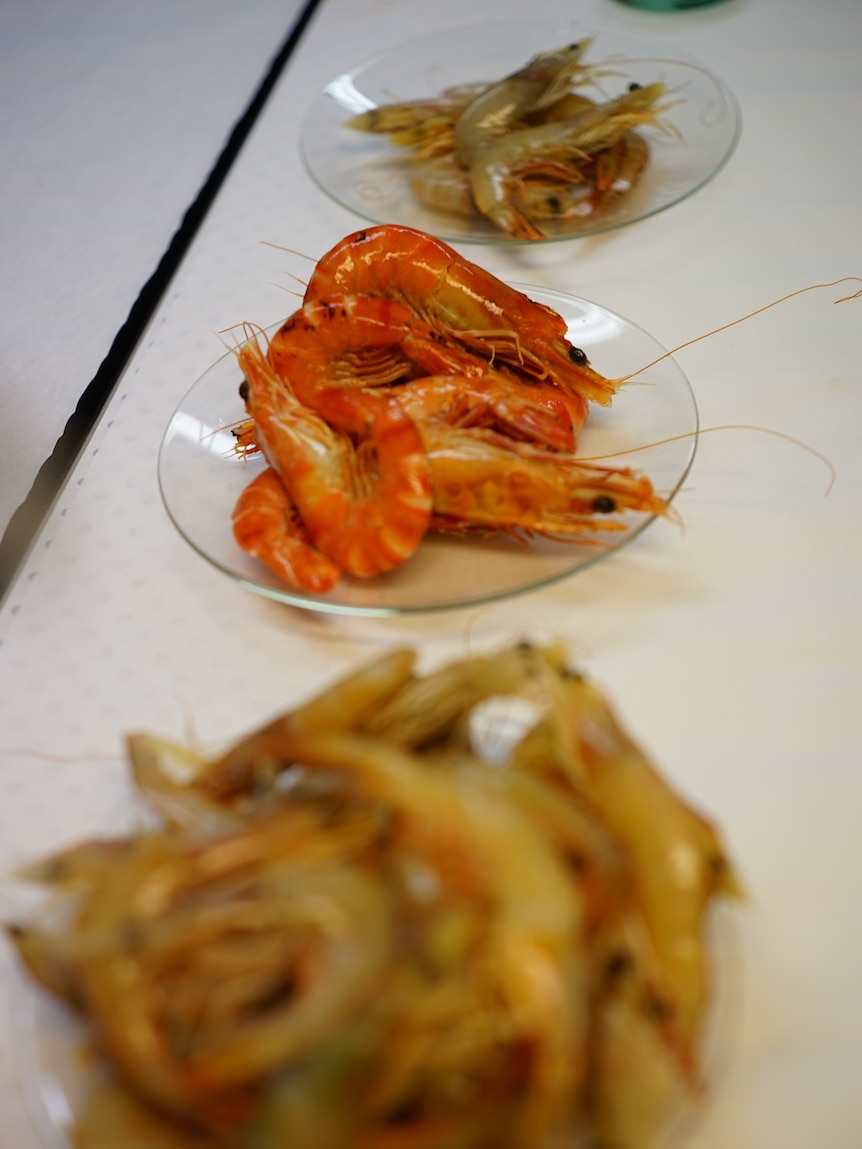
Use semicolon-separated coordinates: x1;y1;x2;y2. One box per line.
0;0;324;607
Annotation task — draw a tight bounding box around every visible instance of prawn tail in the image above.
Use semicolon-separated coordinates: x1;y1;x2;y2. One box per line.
232;469;341;594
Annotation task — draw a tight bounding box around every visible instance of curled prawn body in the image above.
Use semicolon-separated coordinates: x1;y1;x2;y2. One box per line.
238;339;433;579
232;467;341;594
304;224;619;407
267;292;490;405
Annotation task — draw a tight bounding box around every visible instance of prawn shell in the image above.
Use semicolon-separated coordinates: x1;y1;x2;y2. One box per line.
303;225;618;406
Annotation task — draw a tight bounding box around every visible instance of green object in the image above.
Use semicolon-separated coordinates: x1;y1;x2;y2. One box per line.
615;0;728;9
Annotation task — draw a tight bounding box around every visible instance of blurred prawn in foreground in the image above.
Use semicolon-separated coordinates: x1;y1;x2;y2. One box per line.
6;640;742;1149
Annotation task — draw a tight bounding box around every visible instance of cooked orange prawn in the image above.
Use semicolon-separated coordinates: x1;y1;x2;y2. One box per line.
232;467;341;594
303;225;619;407
238;338;432;579
267;293;491;407
232;348;586;464
263;292;585;450
421;425;669;539
389;370;586;452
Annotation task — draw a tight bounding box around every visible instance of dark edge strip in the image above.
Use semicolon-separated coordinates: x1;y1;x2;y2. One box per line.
0;0;324;608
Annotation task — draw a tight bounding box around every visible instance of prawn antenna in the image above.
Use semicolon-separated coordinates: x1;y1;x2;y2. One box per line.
260;239;317;262
579;424;836;496
613;277;862;386
268;278;307;298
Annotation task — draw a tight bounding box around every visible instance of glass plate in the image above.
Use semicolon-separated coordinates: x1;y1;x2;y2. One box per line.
300;20;741;245
158;287;698;616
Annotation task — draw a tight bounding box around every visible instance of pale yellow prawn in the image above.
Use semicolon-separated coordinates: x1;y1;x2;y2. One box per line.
238;337;433;579
7;638;744;1149
587;130;652;215
408;153;478;218
347;40;596;166
553;666;743;1051
421;424;670;541
346;91;473;161
469;82;671;239
387;370;586;452
303;224;619;407
72;815;393;1129
507;130;651;224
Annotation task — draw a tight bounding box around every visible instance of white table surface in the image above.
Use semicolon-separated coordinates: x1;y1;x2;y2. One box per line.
2;0;862;1145
0;0;311;544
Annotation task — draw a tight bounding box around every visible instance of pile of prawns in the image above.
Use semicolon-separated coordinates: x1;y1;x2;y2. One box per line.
348;41;674;240
8;640;741;1148
231;223;668;595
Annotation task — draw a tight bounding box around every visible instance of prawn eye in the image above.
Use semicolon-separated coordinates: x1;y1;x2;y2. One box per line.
592;495;616;514
568;345;589;367
239;380;250;402
628;81;642;91
546;195;561;212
